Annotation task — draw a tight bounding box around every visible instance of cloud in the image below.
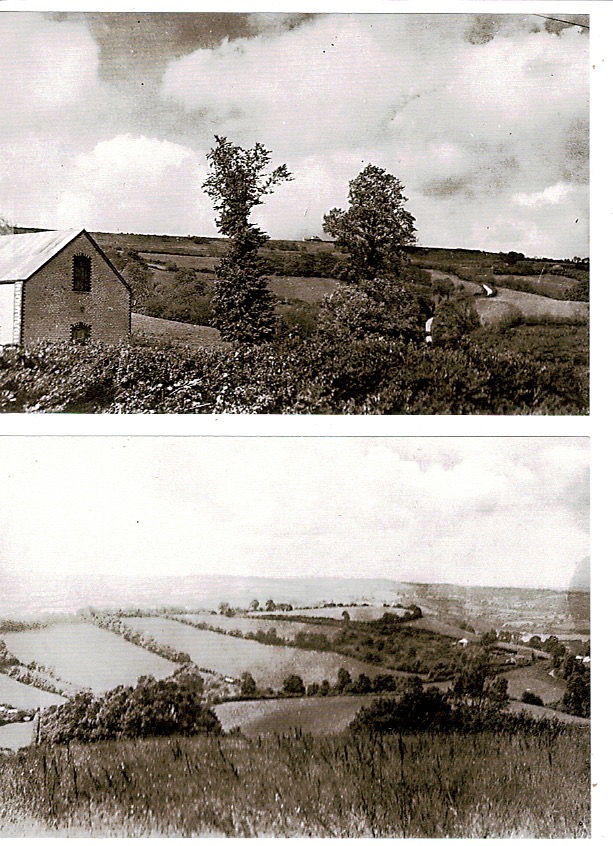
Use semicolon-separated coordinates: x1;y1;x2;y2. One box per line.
0;13;589;256
55;135;207;234
0;438;589;592
512;183;574;207
0;14;100;134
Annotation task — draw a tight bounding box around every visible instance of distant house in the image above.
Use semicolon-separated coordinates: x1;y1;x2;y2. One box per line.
0;229;131;346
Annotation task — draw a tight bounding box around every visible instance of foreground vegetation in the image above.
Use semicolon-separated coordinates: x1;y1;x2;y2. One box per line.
0;327;587;414
0;717;589;836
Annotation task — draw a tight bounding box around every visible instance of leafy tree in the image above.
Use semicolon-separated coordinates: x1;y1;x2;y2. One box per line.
248;599;260;612
264;599;277;612
202;136;292;342
240;671;257;697
318;275;430;344
323;164;417;281
319;679;331;697
336;667;352;693
562;664;590;717
282;674;306;696
0;215;13;235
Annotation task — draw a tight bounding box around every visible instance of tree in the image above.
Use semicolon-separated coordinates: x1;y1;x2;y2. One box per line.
240;671;257;697
248;599;260;612
264;599;277;612
202;136;292;343
323;164;417;281
336;667;352;693
282;674;305;696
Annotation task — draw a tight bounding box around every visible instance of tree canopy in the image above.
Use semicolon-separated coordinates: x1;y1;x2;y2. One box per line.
323;165;417;281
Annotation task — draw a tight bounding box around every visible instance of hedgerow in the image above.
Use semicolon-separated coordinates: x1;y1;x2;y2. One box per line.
0;331;587;414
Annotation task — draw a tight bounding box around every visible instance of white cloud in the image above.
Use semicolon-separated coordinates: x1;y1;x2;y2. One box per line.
55;135;208;234
512;183;574;207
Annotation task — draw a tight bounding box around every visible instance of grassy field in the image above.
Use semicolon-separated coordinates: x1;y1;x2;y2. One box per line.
0;724;590;836
214;694;379;736
131;313;224;348
0;673;65;710
267;275;338;303
501;664;567;705
2;623;177;695
0;721;35;752
123;617;394;688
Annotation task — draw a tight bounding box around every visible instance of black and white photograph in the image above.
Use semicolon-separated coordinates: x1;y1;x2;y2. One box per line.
0;436;590;836
0;8;590;414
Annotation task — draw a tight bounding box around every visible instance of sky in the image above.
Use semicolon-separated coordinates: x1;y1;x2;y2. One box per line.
0;10;589;258
0;437;589;596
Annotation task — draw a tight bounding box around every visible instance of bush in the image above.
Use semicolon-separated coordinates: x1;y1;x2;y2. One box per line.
41;674;222;744
521;690;545;707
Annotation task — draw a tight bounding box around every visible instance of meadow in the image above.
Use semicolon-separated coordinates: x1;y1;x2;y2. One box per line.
0;673;65;710
0;723;590;837
123;617;392;688
2;623;176;695
213;694;379;736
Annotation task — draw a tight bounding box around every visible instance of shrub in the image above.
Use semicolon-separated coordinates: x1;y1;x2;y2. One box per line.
521;690;545;707
41;674;222;744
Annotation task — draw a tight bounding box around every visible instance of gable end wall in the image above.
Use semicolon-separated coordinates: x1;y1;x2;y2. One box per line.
21;233;130;345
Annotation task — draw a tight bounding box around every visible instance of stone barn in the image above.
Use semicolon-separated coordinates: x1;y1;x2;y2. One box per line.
0;229;131;346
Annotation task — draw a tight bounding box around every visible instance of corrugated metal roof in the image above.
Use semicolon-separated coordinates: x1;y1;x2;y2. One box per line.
0;229;83;283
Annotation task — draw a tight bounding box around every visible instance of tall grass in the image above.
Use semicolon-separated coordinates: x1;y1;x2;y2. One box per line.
0;725;589;837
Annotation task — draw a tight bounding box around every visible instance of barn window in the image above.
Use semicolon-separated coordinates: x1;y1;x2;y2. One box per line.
73;254;92;292
71;323;91;344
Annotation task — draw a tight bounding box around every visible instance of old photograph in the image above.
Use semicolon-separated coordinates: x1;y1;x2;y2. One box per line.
0;436;590;835
0;10;589;413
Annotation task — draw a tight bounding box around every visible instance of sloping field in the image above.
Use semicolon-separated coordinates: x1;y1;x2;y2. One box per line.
0;720;35;751
426;269;587;326
214;694;379;736
131;313;224;348
477;288;587;324
501;665;566;705
140;252;218;272
2;624;177;695
0;674;65;710
180;614;337;640
124;617;391;688
267;276;338;304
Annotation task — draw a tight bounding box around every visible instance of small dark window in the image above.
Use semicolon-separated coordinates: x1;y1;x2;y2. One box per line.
71;323;91;344
73;255;92;292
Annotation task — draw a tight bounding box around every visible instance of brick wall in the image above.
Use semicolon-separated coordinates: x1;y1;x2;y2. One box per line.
21;232;131;345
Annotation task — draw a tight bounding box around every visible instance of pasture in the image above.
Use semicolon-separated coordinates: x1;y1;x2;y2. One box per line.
501;664;566;705
0;673;65;710
2;623;177;695
131;313;224;348
123;617;392;688
0;720;34;752
214;694;379;736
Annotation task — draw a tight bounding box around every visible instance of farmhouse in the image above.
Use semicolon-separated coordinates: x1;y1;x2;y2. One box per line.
0;229;131;346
